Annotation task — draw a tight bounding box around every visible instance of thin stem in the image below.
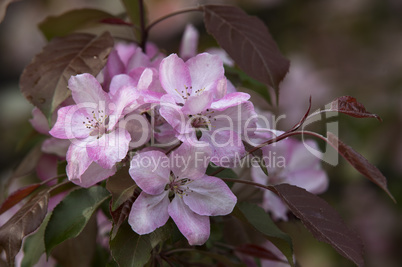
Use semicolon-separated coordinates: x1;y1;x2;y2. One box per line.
220;177;274;192
138;0;147;52
145;7;202;32
39;174;66;186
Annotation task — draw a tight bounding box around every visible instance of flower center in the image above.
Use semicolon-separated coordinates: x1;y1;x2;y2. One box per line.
83;110;108;139
188;109;216;129
167;173;193;197
175;85;206;100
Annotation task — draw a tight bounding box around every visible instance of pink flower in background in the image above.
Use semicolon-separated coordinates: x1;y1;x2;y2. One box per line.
29;107;70;181
251;138;328;220
102;42;164;90
128;142;237;245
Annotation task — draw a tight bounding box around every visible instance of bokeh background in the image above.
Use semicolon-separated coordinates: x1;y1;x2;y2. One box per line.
1;0;401;266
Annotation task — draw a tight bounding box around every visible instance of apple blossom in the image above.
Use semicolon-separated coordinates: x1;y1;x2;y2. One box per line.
128;142;237;245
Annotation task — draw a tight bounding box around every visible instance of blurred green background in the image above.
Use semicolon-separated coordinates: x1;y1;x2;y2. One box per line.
1;0;401;266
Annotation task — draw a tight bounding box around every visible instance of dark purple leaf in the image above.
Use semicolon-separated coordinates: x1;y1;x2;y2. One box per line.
0;190;49;266
202;5;289;95
271;184;364;267
327;132;394;201
0;184;41;215
20;32;114;119
329;96;382;122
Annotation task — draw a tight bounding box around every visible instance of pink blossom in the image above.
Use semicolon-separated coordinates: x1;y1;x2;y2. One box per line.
158;53;257;166
49;73;142;187
128;142;237;245
251;138;328;220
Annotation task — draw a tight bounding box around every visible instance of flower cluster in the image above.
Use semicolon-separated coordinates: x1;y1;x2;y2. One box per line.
45;31;328;244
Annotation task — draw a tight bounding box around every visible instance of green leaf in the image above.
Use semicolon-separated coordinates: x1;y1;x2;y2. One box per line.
233;202;294;266
120;0;146;41
51;215;98;267
225;66;271;105
39;8;121;41
21;213;51;267
110;221;172;267
44;186;110;255
20;32;114;120
106;166;137;211
0;190;49;266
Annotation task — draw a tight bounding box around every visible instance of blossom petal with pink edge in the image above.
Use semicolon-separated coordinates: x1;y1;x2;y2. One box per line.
102;49;125;90
159;94;191;134
129;151;170;195
186;53;224;94
168;196;210;246
30;107;50;134
86;129;131;169
109;74;136;96
68;74;109;105
128;191;170;235
183;175;236;216
210;92;250;111
74;162;116;188
180;24;199;61
49;105;91;139
127;48;151;72
66;142;93;183
211;102;257;137
182;90;213;115
159;54;192;104
170;142;211;180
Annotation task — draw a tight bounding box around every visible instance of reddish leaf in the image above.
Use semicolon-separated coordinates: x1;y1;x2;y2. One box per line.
271;184;364;267
0;184;41;215
0;190;49;266
20;32;114;119
100;17;133;26
329;96;382;122
109;194;136;239
327;132;394;201
202;5;289;96
234;243;284;262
